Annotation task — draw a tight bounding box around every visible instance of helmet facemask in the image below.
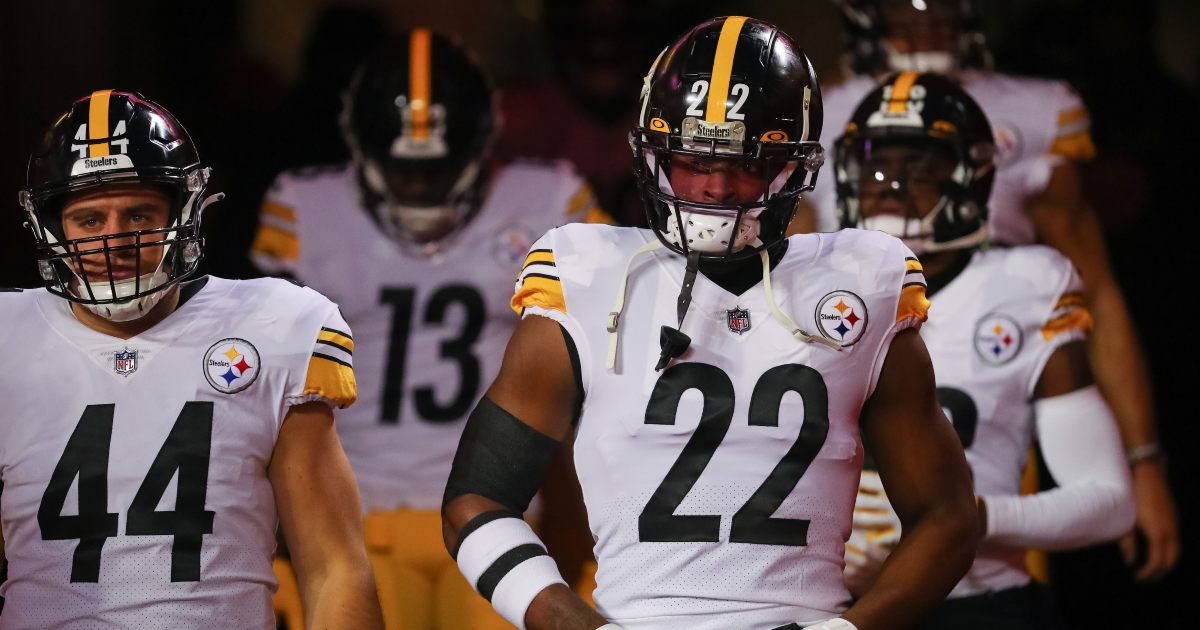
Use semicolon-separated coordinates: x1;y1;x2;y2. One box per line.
836;135;988;254
632;128;823;262
836;0;993;76
356;151;485;253
21;170;214;322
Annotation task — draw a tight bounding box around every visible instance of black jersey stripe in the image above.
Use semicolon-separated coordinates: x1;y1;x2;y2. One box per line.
312;352;352;368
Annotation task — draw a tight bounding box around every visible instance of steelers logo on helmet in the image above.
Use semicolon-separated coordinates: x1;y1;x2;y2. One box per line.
629;16;825;263
815;290;869;347
974;314;1022;365
204;338;261;394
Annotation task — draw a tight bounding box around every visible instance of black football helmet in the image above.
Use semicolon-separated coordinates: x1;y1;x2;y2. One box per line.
630;16;825;262
835;72;995;253
835;0;991;75
20;90;216;321
340;29;495;254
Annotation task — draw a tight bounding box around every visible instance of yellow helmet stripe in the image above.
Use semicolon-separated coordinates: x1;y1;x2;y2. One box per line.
87;89;113;157
887;71;920;114
704;16;748;123
409;28;433;140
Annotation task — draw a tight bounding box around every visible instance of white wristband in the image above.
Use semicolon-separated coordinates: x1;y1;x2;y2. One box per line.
454;514;567;630
595;625;626;630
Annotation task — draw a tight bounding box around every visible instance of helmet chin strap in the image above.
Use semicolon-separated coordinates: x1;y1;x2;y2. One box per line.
881;42;957;74
861;196;989;255
759;244;842;350
78;269;173;322
603;236;841;372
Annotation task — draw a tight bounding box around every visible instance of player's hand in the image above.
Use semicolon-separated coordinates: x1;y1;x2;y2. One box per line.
844;528;892;599
852;470;902;543
1119;460;1180;582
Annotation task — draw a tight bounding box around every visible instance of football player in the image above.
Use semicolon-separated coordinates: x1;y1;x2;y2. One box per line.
441;17;978;630
0;91;381;628
835;72;1135;627
793;0;1178;583
249;28;610;626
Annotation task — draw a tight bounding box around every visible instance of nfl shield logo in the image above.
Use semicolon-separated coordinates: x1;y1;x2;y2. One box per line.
114;349;138;377
727;307;751;334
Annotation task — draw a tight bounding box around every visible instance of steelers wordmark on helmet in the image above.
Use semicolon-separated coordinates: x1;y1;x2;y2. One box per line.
203;338;261;394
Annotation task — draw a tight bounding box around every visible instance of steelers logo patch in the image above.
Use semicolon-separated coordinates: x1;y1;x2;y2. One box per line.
815;291;868;347
974;315;1022;365
203;338;260;394
492;225;536;267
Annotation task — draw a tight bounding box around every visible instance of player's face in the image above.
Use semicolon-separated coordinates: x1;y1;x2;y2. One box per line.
60;184;172;282
668;155;771;206
380;158;466;207
882;0;960;55
855;142;956;220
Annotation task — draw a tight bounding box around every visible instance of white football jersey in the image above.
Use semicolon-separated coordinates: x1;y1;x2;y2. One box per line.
920;245;1090;597
811;71;1096;245
0;277;356;629
514;224;931;629
251;160;607;511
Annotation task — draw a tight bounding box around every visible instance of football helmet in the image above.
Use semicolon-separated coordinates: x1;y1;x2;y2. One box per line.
835;0;991;75
834;72;995;254
20;90;216;321
340;29;495;253
630;16;824;262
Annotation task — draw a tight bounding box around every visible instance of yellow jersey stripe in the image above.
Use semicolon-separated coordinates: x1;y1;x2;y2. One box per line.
887;72;920;113
88;89;113;158
1057;107;1088;127
250;225;299;262
1049;130;1096;161
522;249;555;268
584;205;616;225
566;184;594;215
410;28;432;140
1054;292;1086;310
305;353;357;409
896;283;931;324
704;16;748;123
261;200;297;222
905;257;923;272
511;275;566;314
317;329;355;353
1041;308;1093;340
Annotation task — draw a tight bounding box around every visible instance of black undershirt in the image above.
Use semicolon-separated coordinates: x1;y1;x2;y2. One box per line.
923;249;974;298
698;239;790;297
176;275;209;308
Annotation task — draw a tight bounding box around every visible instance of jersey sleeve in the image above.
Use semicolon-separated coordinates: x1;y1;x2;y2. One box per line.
561;174;615;226
250;175;301;276
288;307;358;409
895;253;931;330
1047;85;1096;162
865;240;931;398
1026;259;1092;396
511;229;569;324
